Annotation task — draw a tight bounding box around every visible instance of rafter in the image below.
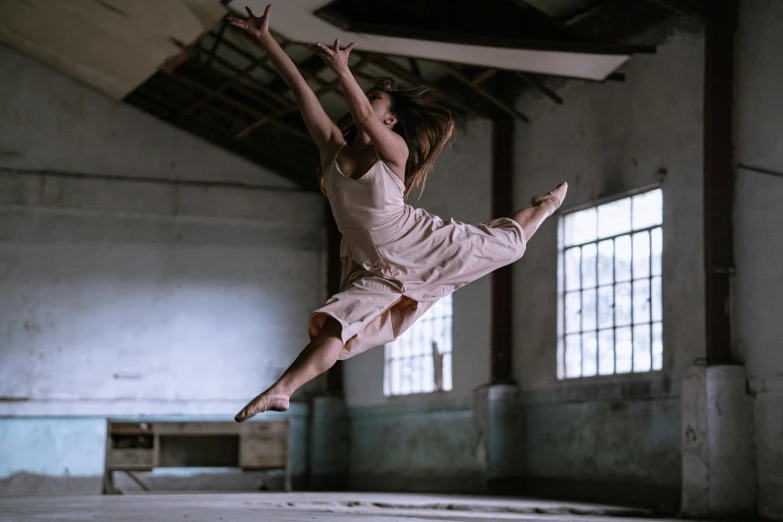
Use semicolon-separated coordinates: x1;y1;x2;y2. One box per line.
515;72;564;105
128;85;310;186
176;43;289;121
204;23;227;68
440;64;529;122
194;37;291;107
646;0;711;24
232;58;372;140
564;0;624;26
161;69;311;141
358;54;472;114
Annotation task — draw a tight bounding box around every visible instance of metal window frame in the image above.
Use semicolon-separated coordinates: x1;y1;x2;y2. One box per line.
558;187;663;380
383;295;454;396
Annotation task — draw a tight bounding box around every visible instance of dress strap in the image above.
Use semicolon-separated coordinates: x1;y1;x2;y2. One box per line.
331;141;348;167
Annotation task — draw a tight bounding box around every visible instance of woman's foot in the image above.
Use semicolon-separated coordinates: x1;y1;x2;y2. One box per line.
234;391;290;423
531;182;568;217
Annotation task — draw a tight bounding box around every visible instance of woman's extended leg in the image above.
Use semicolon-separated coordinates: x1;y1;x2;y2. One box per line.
511;182;568;240
235;317;344;422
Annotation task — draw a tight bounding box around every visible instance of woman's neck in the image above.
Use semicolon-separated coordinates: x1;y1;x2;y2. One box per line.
350;130;373;151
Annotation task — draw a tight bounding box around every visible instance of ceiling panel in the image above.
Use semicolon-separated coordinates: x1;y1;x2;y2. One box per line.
0;0;226;99
230;0;633;81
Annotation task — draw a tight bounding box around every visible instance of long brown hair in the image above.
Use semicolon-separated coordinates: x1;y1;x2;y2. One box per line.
318;77;455;199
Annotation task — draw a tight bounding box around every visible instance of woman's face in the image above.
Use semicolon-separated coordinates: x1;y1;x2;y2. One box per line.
369;91;397;126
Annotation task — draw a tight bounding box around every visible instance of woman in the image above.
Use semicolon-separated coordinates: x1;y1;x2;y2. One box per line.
228;6;567;422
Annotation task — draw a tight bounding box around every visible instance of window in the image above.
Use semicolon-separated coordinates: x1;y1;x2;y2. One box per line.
384;294;453;395
557;188;663;379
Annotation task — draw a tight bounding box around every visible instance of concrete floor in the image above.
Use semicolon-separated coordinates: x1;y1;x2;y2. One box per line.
0;492;699;522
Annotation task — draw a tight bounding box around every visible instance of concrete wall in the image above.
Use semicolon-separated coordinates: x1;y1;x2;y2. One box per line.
0;418;107;494
510;28;704;505
0;44;325;492
342;30;705;502
342;118;494;488
734;1;783;518
348;397;483;493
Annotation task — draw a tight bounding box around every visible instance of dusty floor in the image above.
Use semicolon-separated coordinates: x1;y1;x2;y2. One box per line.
0;492;699;522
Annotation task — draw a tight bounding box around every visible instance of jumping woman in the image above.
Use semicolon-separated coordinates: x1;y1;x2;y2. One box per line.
228;5;568;422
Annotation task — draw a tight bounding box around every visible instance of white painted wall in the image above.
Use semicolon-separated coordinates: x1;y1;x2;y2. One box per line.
734;1;783;518
512;30;705;389
343;118;494;407
506;29;704;497
0;43;292;189
0;44;328;417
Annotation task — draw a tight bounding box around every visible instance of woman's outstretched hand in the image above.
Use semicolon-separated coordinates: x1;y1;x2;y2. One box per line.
308;39;356;76
226;5;271;40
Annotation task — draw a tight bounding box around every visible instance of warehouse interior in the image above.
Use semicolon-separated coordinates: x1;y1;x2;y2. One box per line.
1;0;781;521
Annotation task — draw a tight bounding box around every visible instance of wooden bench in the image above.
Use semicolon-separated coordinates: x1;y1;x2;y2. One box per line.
103;419;291;493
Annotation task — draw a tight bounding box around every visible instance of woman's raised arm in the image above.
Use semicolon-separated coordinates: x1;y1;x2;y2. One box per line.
227;6;342;151
309;40;408;172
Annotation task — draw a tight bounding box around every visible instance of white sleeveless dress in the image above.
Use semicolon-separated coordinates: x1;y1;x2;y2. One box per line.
308;142;527;359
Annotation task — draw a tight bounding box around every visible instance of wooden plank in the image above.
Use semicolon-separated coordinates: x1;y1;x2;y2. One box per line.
152;420;288;436
109;422;153;435
152;421;242;435
239;420;289;469
106;449;155;470
107;421;290;471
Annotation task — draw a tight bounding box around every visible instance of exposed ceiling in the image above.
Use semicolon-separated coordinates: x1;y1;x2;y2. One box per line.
0;0;225;99
0;0;677;190
249;0;645;81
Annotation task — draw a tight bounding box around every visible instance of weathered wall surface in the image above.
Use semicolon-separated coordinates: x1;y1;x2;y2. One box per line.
0;44;324;493
734;1;783;518
510;28;704;502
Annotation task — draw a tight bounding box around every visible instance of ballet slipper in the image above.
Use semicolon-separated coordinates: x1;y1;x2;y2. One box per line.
234;393;290;423
531;181;568;212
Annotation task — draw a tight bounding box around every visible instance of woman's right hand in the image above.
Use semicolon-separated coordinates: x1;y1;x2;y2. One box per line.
226;5;271;40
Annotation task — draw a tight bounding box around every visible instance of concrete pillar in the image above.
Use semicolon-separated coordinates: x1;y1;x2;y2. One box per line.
753;382;783;520
308;396;349;490
473;384;522;491
681;365;756;518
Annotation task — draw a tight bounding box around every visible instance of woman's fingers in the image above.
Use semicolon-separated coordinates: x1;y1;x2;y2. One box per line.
309;42;329;54
245;6;255;18
225;15;245;27
307;43;326;59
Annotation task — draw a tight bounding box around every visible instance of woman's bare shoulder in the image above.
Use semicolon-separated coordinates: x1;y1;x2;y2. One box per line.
318;136;347;168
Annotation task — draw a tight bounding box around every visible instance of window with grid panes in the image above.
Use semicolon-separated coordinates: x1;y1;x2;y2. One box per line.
557;188;663;379
384;294;453;395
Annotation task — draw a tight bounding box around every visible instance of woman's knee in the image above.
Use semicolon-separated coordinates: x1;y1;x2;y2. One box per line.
318;316;344;341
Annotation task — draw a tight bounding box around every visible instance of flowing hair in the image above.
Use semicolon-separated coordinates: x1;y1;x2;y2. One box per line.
318;77;455;199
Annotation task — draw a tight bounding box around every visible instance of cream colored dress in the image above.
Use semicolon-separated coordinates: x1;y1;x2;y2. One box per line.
308;142;527;360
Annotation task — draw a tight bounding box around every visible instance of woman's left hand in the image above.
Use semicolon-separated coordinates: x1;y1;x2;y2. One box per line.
308;39;356;76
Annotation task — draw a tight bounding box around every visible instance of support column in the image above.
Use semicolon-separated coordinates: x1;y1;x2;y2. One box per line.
308;208;349;489
681;365;755;517
473;384;522;493
325;212;343;395
702;1;736;366
473;119;522;493
680;1;756;518
490;117;515;384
